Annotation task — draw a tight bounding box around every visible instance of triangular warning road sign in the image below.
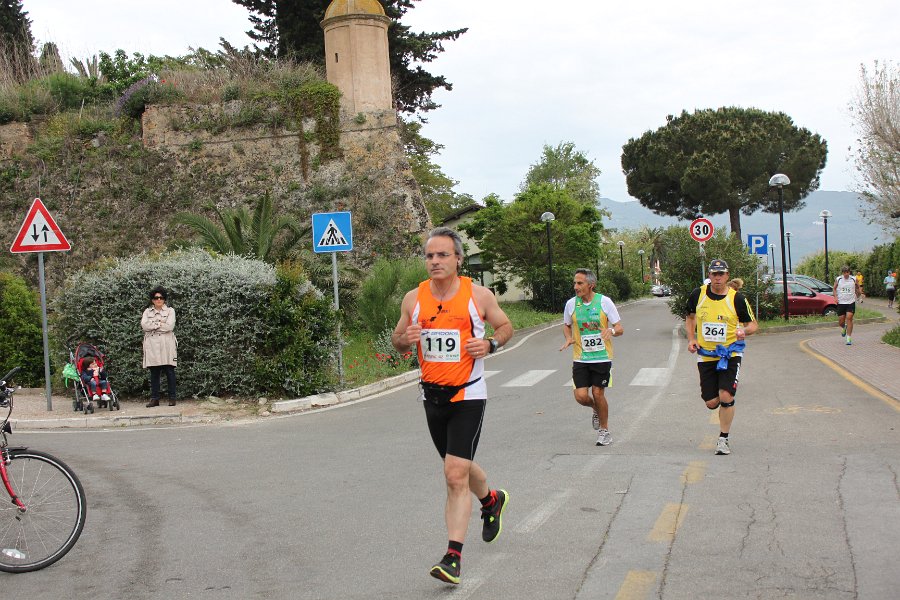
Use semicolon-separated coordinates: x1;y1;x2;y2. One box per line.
10;198;71;253
316;218;348;248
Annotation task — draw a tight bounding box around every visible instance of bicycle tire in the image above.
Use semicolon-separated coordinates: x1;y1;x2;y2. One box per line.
0;449;87;573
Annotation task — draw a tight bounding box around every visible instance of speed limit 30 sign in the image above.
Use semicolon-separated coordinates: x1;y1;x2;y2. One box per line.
689;218;714;243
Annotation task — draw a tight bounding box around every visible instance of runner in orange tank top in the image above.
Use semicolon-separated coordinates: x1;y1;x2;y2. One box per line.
392;227;514;585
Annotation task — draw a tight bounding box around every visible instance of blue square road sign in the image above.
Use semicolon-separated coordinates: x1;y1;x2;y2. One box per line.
746;234;768;255
312;212;353;253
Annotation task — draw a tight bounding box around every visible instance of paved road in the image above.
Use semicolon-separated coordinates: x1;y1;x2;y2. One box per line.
4;297;899;599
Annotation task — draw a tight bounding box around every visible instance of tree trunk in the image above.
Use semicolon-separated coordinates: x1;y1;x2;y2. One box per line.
729;206;742;240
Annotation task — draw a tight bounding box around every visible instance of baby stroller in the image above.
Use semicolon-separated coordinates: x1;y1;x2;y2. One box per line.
62;343;121;413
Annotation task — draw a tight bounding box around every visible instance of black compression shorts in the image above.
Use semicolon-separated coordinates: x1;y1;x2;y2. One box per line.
423;399;486;461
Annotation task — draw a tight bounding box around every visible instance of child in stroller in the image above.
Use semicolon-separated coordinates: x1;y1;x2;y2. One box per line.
80;356;111;405
66;343;120;413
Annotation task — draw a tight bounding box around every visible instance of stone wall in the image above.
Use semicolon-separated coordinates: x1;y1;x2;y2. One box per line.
140;102;430;259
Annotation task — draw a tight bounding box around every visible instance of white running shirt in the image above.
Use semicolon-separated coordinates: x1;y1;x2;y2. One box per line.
834;275;857;304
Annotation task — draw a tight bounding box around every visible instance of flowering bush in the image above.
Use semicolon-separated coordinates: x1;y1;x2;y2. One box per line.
371;327;418;369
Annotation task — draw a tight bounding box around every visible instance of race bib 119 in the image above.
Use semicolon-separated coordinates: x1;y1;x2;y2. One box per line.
420;329;461;362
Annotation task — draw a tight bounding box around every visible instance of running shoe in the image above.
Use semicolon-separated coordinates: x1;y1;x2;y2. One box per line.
715;437;731;455
841;326;846;337
591;410;600;431
101;393;111;402
596;428;612;446
92;394;100;401
481;489;508;543
430;553;460;584
846;337;852;346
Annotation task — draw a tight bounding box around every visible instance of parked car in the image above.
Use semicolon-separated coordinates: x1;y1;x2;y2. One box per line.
770;281;838;316
651;284;671;297
784;273;833;294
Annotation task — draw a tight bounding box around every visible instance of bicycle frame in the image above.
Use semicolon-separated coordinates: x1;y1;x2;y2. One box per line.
0;368;26;511
1;447;27;511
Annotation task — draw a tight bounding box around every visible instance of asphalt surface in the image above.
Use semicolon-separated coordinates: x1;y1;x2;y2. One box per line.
3;295;899;599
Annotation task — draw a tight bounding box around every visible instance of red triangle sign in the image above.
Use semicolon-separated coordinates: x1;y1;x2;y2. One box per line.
10;198;71;253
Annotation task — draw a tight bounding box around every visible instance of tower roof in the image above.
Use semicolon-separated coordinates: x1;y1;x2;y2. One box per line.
324;0;386;20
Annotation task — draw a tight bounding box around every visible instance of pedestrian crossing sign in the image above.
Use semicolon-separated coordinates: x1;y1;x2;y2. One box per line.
312;211;353;253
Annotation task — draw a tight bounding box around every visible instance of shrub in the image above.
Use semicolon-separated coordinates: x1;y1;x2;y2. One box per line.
371;327;418;369
52;249;337;398
356;258;427;334
44;72;96;110
115;78;184;120
255;262;337;396
0;273;44;387
603;269;632;302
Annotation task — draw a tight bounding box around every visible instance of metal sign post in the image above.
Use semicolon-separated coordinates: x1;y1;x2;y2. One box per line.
10;198;72;411
312;212;353;388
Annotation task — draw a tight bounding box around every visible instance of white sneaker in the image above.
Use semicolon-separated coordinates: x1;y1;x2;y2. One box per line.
92;394;100;401
715;437;731;455
101;393;111;402
591;411;600;431
596;429;612;446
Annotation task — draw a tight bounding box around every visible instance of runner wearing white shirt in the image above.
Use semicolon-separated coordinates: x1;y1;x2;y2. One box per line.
833;265;861;346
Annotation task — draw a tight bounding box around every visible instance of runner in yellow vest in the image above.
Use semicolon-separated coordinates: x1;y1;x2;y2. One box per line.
685;259;757;456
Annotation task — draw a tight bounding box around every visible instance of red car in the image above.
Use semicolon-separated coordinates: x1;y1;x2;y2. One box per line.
771;281;838;316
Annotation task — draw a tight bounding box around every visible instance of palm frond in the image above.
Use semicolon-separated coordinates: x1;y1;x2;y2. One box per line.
171;212;232;254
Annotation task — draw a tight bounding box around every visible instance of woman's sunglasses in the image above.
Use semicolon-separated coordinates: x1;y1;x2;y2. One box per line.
152;296;164;300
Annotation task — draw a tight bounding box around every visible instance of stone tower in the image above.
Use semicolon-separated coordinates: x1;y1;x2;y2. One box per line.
321;0;393;115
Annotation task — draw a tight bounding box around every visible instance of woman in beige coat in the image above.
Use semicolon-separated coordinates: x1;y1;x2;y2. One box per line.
141;286;177;407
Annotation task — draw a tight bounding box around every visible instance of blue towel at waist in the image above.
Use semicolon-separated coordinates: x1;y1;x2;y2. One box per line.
697;340;746;370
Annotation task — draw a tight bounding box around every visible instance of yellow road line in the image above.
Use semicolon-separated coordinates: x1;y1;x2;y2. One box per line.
699;434;716;450
615;570;657;600
680;461;706;484
708;406;719;424
800;339;900;413
648;503;688;542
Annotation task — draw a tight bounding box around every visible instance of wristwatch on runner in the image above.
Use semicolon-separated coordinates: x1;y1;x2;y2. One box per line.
488;337;498;353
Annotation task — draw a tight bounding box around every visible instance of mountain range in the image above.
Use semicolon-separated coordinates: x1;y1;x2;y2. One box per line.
599;191;890;265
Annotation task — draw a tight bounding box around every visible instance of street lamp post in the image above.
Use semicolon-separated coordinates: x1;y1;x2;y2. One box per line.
785;231;793;274
540;212;555;310
638;249;645;283
769;174;791;321
617;240;625;270
769;243;776;275
819;209;832;283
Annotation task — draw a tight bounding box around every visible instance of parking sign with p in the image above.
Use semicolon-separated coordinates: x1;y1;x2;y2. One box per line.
747;234;768;255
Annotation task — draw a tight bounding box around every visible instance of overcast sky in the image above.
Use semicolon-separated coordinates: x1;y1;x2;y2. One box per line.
27;0;899;203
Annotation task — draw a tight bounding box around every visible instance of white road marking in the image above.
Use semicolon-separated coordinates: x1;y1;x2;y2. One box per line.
629;367;671;386
501;370;556;387
483;370;501;379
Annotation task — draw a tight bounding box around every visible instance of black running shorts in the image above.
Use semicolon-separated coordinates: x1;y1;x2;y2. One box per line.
423;399;486;461
697;357;741;402
836;303;856;316
572;361;612;389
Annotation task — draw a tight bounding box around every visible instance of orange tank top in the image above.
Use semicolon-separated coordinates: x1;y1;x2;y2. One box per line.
413;276;487;401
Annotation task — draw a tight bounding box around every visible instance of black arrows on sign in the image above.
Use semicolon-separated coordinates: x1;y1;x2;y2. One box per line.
31;224;50;242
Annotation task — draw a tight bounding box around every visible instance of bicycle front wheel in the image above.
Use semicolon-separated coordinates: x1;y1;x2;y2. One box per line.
0;449;87;573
